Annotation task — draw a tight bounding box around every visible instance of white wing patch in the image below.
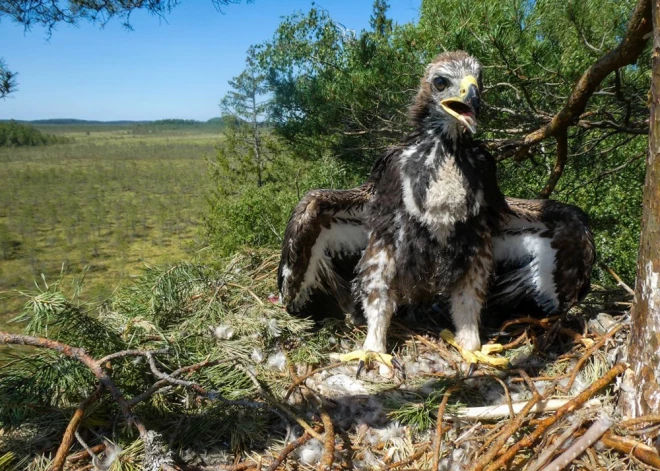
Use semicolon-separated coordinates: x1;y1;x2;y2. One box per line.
492;227;560;312
292;221;368;308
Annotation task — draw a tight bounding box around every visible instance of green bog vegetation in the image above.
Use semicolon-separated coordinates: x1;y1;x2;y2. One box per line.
0;121;221;329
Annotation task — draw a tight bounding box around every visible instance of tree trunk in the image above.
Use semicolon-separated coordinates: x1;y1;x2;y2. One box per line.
620;0;660;418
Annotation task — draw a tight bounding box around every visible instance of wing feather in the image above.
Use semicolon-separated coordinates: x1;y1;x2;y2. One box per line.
278;184;372;321
489;197;595;316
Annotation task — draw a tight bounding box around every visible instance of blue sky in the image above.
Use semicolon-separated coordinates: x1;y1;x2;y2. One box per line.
1;1;420;121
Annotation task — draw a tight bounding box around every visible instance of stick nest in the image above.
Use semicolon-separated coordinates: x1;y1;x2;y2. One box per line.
0;249;657;471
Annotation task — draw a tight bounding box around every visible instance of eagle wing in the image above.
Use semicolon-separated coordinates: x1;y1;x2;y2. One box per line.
489;197;595;318
278;184;372;322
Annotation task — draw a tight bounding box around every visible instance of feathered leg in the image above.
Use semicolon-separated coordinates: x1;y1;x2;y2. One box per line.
444;234;508;370
341;237;403;377
450;237;492;352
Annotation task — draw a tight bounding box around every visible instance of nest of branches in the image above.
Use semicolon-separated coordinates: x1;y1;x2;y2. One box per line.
0;249;657;471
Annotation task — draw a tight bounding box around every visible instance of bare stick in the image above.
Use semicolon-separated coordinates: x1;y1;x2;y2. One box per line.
562;324;623;393
603;264;635;295
266;429;319;471
455;398;602;420
525;419;585;471
469;380;543;471
98;348;169;365
538;416;613;471
49;385;105;471
379;442;431;471
65;444;105;464
318;409;336;471
483;363;626;471
600;431;660;468
284;362;344;401
432;385;459;470
620;414;660;429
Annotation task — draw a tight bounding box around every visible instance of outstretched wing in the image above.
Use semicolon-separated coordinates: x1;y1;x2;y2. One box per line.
278;184;372;322
488;197;595;319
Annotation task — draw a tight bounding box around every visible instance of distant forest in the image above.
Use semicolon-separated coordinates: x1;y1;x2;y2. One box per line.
0;118;231;146
0;121;71;147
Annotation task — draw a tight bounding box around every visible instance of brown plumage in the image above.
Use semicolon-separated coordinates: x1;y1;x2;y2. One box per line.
278;51;594;359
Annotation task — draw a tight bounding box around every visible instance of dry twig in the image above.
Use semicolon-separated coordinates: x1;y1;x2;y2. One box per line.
600;431;660;469
538;416;613;471
483;363;626;471
49;385;106;471
562;324;623;393
432;385;459;470
318;409;336;471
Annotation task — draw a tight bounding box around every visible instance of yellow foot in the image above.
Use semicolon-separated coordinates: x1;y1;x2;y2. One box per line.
440;329;509;374
339;350;406;379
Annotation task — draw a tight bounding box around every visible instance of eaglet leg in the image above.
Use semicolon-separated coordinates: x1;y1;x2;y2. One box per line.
340;238;404;378
447;237;508;372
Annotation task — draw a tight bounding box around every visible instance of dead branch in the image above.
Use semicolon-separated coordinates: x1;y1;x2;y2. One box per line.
600;431;660;468
456;398;602;420
619;414;660;429
49;385;105;471
267;430;318;471
318;409;336;471
284;362;343;401
562;324;623;393
432;385;459;470
483;363;626;471
538;128;568;198
525;419;585;471
127;357;237;407
603;264;636;295
65;444;106;465
379;442;431;471
0;331;175;469
236;364;324;441
98;348;169;365
538;416;613;471
469;375;544;471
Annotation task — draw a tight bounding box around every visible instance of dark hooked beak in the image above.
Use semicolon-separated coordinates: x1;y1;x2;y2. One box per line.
440;75;480;134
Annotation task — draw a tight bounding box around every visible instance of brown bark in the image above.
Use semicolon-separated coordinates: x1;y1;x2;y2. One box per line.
620;0;660;418
538;129;568;198
49;385;105;471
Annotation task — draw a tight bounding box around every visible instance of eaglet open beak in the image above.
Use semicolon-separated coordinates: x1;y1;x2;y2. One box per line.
440;75;480;134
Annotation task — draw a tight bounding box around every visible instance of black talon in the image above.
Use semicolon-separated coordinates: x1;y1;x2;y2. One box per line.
391;357;407;381
467;362;478;377
356;359;365;379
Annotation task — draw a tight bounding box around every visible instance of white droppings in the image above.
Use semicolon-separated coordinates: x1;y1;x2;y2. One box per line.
643;261;660;312
320;374;369;397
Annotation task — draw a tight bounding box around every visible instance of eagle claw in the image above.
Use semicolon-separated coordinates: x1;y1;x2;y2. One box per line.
440;329;509;374
339;350;406;380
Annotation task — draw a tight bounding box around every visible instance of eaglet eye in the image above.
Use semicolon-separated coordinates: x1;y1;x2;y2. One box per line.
432;76;448;91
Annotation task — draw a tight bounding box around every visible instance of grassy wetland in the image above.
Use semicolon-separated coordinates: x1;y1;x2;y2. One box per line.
0;121;223;329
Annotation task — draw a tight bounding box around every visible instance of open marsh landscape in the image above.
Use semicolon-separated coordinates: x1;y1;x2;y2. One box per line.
0;122;222;328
